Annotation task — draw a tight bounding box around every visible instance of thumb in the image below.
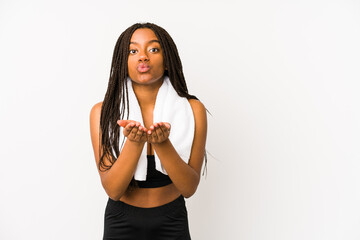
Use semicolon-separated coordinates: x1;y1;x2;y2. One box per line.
117;120;131;128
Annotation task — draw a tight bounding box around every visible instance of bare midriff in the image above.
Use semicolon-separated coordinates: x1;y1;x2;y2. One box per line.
119;182;181;208
118;139;181;208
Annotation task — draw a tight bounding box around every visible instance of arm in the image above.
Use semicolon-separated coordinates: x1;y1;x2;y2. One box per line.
150;99;207;198
89;102;147;200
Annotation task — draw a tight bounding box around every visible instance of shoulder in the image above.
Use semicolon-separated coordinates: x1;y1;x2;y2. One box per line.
188;98;206;112
188;99;206;117
188;99;207;128
89;101;103;130
90;101;103;118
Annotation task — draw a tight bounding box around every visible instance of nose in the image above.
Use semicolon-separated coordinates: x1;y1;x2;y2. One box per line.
138;50;149;62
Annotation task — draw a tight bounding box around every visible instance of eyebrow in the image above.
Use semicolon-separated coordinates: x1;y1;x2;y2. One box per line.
130;40;160;45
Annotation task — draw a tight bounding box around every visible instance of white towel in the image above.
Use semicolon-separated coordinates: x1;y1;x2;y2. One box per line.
119;76;195;181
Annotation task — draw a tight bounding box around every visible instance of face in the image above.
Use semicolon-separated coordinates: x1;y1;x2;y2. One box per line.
127;28;165;85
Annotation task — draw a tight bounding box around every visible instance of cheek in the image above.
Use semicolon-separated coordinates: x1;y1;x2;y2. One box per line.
157;57;165;70
127;58;133;67
155;63;165;73
127;59;136;71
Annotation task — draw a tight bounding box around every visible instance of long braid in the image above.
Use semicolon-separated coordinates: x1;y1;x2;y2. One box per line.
99;23;208;188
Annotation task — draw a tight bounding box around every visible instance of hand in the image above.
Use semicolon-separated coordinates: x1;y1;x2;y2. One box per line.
117;120;148;143
146;122;171;144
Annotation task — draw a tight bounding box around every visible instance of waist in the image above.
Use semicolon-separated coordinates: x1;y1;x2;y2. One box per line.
108;195;185;217
119;183;181;208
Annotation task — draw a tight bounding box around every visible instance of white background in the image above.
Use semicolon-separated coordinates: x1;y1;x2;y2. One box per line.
1;0;359;239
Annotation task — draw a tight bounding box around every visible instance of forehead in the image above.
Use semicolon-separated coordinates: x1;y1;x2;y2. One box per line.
130;28;159;43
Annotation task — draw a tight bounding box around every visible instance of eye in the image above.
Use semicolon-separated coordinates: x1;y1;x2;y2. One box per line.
149;48;159;53
129;49;137;54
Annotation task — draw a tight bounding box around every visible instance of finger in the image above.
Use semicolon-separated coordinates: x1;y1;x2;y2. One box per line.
124;122;136;136
139;128;148;142
159;122;169;136
155;123;165;139
147;124;155;135
146;125;155;143
123;122;135;136
135;122;144;141
145;128;154;143
134;126;145;141
129;125;139;139
151;124;158;140
164;122;171;130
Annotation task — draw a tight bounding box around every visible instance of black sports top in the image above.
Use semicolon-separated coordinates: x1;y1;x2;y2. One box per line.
135;155;173;188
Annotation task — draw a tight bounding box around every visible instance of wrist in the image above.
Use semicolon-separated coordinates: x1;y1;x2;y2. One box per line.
152;138;170;147
126;138;146;147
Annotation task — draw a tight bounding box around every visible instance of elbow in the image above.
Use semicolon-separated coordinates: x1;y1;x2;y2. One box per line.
182;188;197;199
108;194;122;201
182;192;194;199
102;180;126;201
182;181;199;199
105;187;126;201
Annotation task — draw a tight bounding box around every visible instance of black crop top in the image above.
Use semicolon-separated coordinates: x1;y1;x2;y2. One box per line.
135;155;173;188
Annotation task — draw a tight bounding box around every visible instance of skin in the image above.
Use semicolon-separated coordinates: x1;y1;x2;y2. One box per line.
90;28;207;207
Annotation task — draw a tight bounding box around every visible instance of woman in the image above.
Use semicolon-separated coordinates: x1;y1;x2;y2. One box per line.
90;22;207;240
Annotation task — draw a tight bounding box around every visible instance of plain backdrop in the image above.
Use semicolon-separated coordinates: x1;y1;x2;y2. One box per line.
1;0;359;239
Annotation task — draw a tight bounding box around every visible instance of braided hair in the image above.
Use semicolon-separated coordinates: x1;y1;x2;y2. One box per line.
99;22;207;189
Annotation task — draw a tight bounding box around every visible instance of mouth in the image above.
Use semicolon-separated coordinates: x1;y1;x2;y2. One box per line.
137;63;150;73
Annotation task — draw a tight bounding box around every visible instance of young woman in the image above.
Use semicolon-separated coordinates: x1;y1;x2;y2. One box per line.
90;22;207;240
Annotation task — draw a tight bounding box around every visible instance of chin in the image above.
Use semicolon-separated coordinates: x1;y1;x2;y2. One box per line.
131;74;164;85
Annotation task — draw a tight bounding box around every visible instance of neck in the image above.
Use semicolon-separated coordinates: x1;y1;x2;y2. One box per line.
131;77;164;109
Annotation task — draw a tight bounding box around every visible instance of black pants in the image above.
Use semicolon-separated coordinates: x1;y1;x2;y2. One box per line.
103;195;191;240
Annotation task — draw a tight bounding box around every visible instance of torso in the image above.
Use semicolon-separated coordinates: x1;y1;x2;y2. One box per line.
119;183;181;208
118;101;182;208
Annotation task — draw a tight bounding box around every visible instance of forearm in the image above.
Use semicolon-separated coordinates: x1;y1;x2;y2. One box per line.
102;139;145;200
152;139;199;198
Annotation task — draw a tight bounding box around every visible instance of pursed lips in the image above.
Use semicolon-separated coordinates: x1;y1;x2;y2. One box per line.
137;63;150;73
